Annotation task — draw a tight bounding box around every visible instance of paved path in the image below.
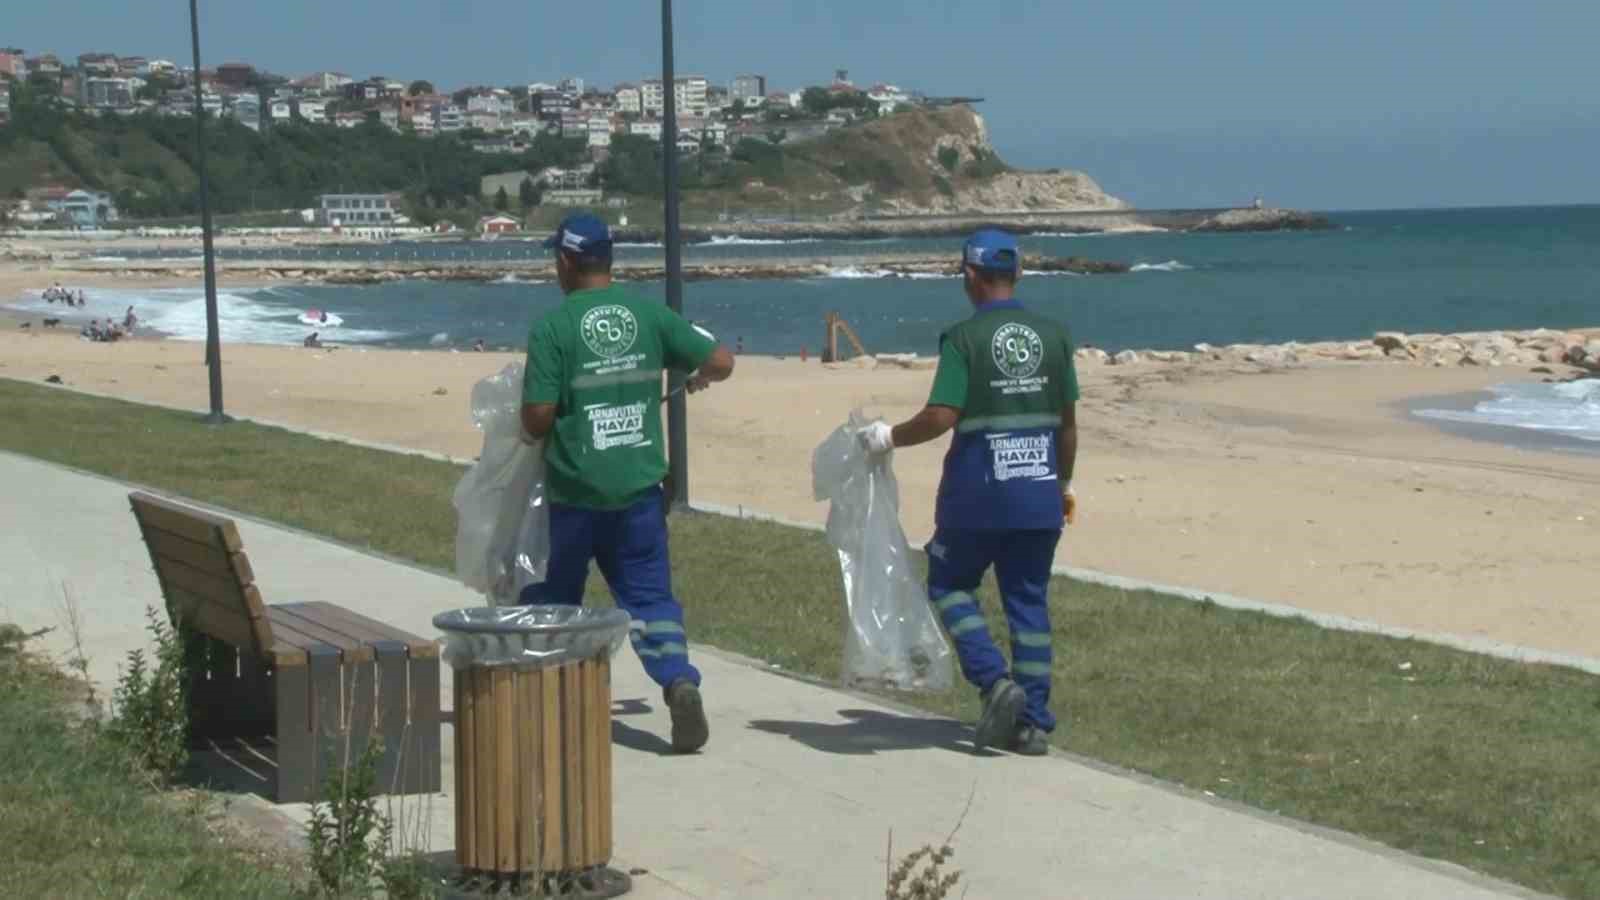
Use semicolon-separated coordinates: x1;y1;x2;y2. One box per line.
0;451;1549;899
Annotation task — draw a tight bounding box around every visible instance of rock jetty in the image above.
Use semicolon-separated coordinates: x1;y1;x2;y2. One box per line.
1077;328;1600;374
1191;208;1334;233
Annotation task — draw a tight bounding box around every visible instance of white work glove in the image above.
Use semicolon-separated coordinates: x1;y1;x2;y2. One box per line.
859;421;894;456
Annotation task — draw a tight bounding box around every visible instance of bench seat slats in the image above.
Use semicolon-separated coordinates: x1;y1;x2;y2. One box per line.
267;606;376;664
140;528;255;586
277;601;440;659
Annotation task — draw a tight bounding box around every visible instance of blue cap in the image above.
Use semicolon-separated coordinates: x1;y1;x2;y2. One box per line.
543;213;613;259
962;228;1020;273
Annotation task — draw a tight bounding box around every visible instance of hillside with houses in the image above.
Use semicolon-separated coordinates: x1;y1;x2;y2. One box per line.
0;49;1122;229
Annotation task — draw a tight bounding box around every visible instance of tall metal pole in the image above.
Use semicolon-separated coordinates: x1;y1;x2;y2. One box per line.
660;0;688;510
189;0;226;422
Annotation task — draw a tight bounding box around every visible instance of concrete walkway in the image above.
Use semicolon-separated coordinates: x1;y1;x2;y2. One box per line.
0;451;1549;900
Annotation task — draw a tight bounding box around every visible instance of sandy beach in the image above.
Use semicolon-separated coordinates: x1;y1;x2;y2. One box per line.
5;268;1598;661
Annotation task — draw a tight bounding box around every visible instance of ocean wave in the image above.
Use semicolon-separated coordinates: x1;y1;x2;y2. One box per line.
817;267;956;280
90;255;129;262
699;235;822;247
1414;380;1600;443
1130;260;1192;273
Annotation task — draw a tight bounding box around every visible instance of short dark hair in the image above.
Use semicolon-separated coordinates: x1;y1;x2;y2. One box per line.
562;250;613;275
967;263;1017;287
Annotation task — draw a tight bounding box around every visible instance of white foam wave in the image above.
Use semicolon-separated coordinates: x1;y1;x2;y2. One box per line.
1131;260;1191;273
90;255;129;262
1021;269;1084;277
3;286;401;345
1414;380;1600;443
698;235;822;247
817;267;956;280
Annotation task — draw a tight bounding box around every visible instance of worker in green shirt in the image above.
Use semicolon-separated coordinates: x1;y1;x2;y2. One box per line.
861;228;1079;756
520;213;736;753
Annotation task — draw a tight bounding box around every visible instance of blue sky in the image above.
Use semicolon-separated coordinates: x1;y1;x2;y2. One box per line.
10;0;1598;210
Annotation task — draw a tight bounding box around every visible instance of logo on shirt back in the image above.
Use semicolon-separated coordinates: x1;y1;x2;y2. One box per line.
991;322;1044;379
580;305;639;359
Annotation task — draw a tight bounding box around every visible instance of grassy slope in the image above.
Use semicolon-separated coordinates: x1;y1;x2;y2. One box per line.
0;633;302;898
1;377;1596;898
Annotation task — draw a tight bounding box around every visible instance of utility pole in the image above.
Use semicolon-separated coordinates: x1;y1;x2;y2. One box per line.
189;0;226;422
661;0;688;511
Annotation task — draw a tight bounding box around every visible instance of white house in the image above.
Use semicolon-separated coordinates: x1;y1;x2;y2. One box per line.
435;104;465;132
629;120;662;140
317;193;398;227
641;76;708;119
296;99;328;123
270;100;294;123
614;85;641;115
867;83;911;114
586;116;613;148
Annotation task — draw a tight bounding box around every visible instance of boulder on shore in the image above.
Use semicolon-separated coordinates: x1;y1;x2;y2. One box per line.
1191;208;1334;233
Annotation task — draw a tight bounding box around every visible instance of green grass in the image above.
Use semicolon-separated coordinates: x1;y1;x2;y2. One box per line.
0;626;303;898
3;377;1599;898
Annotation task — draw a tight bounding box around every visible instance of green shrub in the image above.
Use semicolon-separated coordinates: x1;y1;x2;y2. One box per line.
105;606;189;782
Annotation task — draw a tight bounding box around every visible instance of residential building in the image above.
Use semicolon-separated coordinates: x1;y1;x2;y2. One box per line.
765;91;792;110
410;112;436;136
55;189;118;228
145;59;179;77
228;95;261;130
508;113;542;136
628;120;662;140
295;71;352;94
559;108;589;138
466;89;514;117
77;53;119;76
531;87;577;124
543;188;604;208
867;83;910;114
117;57;147;77
270;99;293;123
0;48;27;80
317;193;399;227
732;74;766;103
467;110;503;132
296;99;328;123
27;54;62;76
83;77;136;110
706;85;731;115
556;76;584;94
215;63;257;90
479;214;519;234
640;76;708;119
333;111;366;129
378;104;400;131
0;83;10;125
614;84;641;115
434;103;464;132
586;115;613;148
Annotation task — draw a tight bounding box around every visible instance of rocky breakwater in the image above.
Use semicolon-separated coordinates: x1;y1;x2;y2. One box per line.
1191;207;1335;233
1074;328;1600;373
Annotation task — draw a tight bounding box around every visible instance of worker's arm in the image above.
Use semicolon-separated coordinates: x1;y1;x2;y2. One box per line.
892;405;961;448
1057;402;1077;485
520;403;558;441
686;345;735;393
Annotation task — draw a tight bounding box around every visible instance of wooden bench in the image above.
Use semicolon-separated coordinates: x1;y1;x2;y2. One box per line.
129;491;442;804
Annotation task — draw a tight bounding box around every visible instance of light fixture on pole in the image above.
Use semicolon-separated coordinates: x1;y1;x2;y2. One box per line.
660;0;688;510
188;0;226;423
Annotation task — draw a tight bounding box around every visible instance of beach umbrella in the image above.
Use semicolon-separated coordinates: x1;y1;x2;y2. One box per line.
661;0;689;511
189;0;225;422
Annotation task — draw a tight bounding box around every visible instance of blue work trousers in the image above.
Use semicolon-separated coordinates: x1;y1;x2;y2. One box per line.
518;487;700;689
926;528;1061;732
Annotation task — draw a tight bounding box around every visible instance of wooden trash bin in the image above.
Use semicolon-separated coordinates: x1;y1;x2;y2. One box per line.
434;606;631;898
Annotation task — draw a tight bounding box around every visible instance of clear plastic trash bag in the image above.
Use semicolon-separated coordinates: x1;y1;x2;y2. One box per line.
812;410;955;692
432;606;630;670
452;362;549;606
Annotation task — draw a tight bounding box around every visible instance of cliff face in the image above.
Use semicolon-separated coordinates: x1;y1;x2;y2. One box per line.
779;106;1126;215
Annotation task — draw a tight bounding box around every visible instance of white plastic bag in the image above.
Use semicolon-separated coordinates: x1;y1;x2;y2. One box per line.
812;410;955;692
452;362;549;606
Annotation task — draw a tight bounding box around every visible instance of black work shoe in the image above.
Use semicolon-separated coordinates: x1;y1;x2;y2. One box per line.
1009;724;1049;756
973;678;1024;752
665;679;709;754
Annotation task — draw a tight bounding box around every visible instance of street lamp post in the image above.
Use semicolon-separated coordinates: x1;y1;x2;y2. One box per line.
188;0;226;423
660;0;688;510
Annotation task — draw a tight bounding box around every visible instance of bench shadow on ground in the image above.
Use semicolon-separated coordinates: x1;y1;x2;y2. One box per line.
181;737;279;801
748;708;988;757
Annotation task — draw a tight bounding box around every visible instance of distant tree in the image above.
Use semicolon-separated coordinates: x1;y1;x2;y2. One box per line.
519;178;537;209
765;129;787;145
408;80;434;96
800;87;830;117
494;186;509;211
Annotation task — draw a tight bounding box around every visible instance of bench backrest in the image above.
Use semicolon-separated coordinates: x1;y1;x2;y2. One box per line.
129;491;273;658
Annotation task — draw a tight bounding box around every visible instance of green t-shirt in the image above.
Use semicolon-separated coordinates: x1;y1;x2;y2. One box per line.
523;285;716;510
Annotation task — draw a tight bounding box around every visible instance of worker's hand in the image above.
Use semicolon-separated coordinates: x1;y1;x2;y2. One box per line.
685;371;713;394
859;421;895;456
1063;486;1078;526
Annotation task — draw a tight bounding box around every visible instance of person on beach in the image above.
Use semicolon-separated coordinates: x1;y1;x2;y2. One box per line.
123;307;137;330
518;213;735;754
860;228;1080;756
303;332;323;348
